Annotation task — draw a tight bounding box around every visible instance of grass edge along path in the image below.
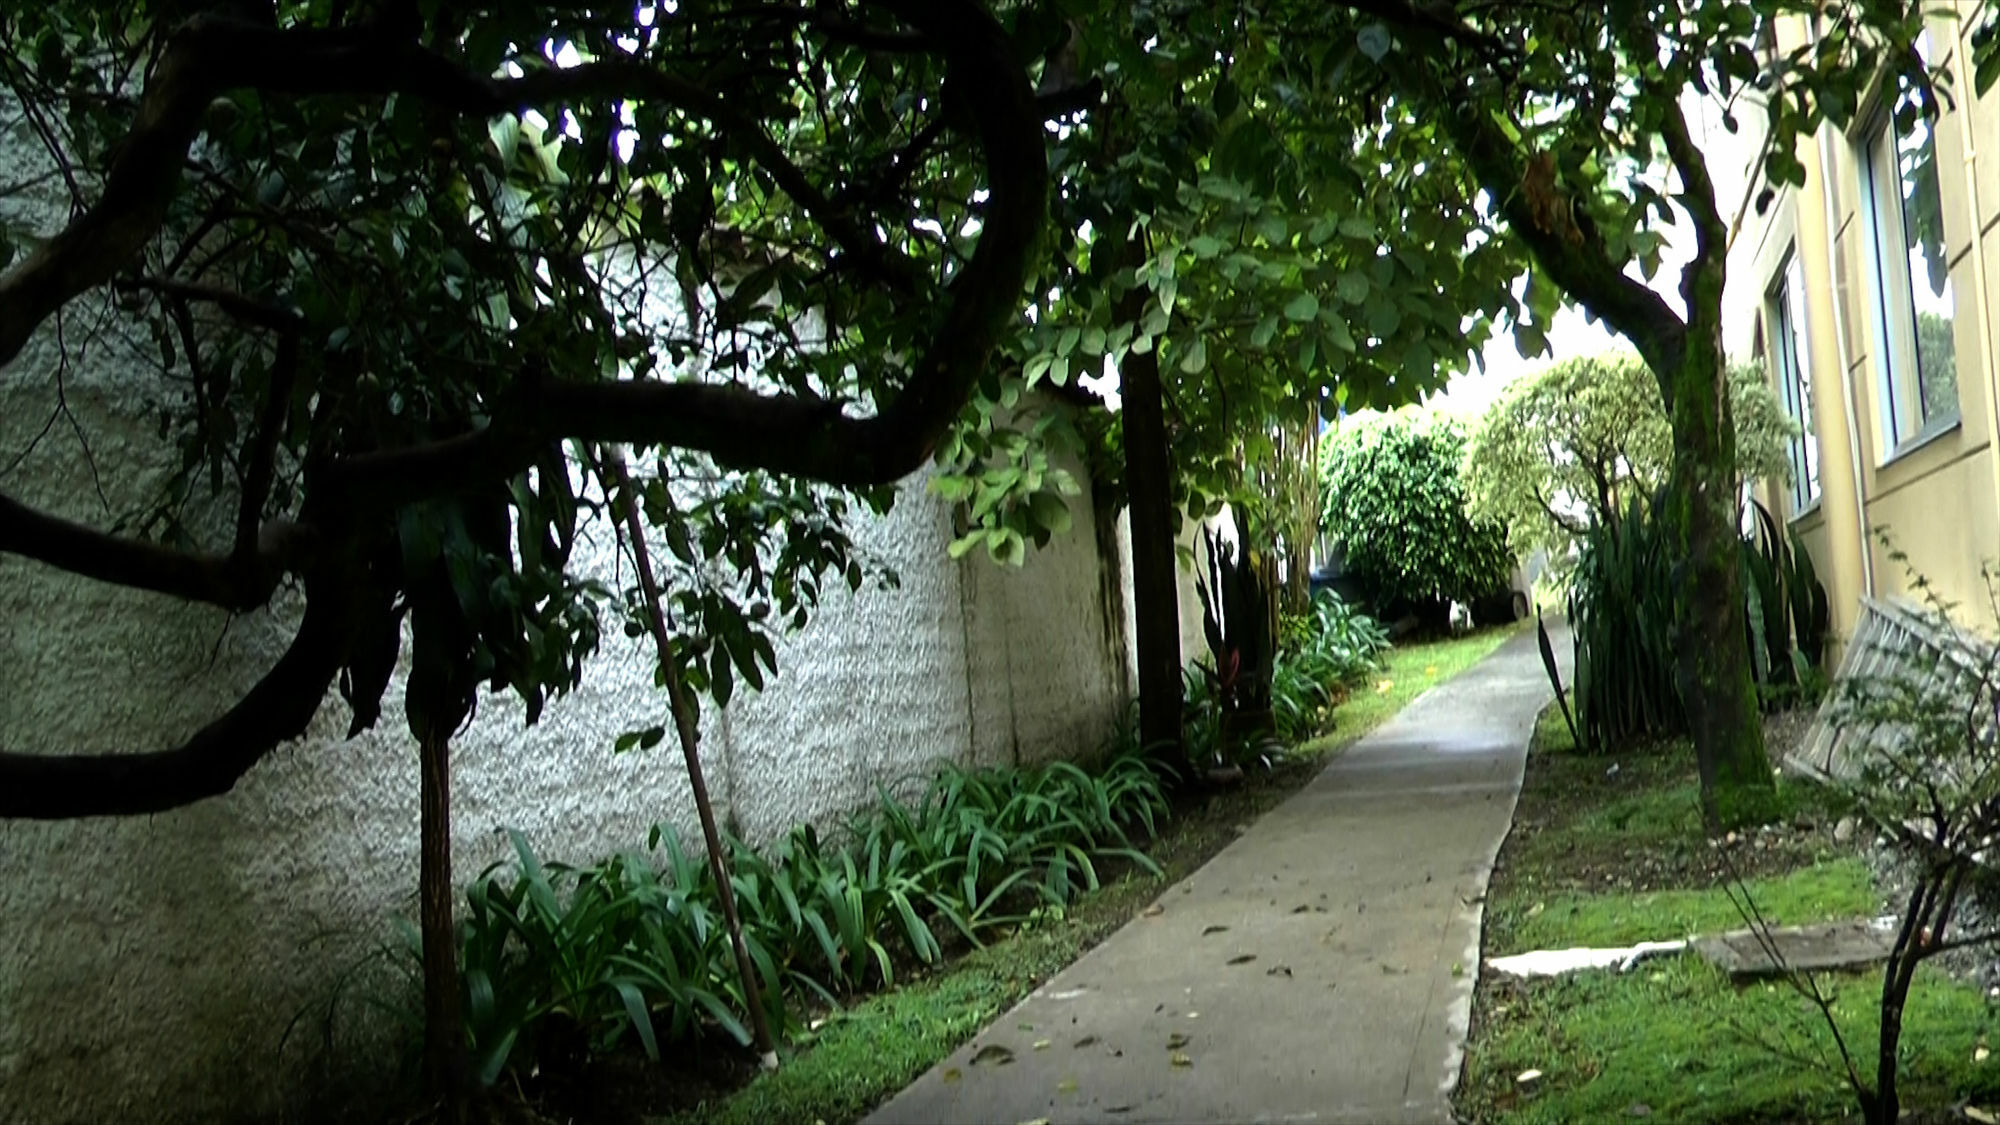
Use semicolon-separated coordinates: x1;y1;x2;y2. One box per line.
1456;704;2000;1125
656;624;1523;1125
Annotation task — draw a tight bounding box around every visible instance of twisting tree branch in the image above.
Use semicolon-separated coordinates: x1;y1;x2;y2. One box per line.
1379;23;1689;380
0;0;1047;818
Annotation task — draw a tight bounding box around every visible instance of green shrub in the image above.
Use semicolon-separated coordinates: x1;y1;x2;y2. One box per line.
1270;591;1389;742
1319;410;1513;613
432;749;1172;1085
1462;351;1795;566
1565;497;1831;752
1568;498;1683;750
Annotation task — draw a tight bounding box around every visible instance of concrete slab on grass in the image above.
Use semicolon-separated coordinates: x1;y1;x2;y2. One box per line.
1691;917;1901;978
861;626;1560;1125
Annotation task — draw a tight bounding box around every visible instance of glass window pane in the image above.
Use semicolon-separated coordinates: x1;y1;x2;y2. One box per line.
1781;257;1819;505
1892;66;1957;424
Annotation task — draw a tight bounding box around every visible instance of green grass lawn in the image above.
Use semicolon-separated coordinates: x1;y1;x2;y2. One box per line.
1458;703;2000;1124
659;624;1522;1125
1296;623;1522;756
1496;858;1876;953
1464;955;2000;1124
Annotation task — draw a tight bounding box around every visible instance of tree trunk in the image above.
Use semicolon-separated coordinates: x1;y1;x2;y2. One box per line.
1120;314;1185;760
598;449;778;1067
419;723;469;1123
1661;331;1774;828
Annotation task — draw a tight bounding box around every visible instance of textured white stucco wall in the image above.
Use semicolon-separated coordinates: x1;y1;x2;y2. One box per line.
0;136;1134;1125
0;384;1131;1125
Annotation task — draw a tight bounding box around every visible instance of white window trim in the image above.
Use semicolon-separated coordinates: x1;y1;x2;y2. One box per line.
1766;251;1820;517
1853;41;1959;462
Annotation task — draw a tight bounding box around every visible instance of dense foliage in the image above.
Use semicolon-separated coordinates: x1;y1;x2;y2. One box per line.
1320;410;1513;615
1464;352;1795;565
1195;521;1281;729
0;0;1048;821
435;751;1169;1086
1564;497;1828;753
1271;591;1391;743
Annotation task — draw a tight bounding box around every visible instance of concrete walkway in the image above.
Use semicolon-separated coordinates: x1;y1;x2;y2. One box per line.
864;626;1559;1125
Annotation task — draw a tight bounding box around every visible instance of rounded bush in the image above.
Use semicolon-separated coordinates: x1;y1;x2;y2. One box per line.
1319;409;1513;616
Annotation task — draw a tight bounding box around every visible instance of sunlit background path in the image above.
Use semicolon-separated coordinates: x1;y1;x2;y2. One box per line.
865;624;1568;1125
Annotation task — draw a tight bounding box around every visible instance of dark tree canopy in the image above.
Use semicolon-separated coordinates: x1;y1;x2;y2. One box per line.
0;0;1051;817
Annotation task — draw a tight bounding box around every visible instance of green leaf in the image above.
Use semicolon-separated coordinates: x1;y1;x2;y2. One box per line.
1367;300;1401;339
1178;336;1208;374
1284;292;1320;322
1336;271;1369;305
1251;316;1280;350
1187;235;1225;259
1027;491;1073;536
1322;314;1356;353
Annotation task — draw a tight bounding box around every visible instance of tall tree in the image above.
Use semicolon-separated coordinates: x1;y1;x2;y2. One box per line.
1463;351;1795;566
1291;0;1943;824
937;0;1536;757
0;3;1046;1112
0;0;1045;808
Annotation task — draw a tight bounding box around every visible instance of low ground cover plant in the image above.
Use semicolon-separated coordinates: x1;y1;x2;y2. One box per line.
1271;589;1391;743
423;749;1171;1087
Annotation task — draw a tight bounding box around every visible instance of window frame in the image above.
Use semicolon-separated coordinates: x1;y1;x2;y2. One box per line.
1765;250;1820;517
1854;48;1960;461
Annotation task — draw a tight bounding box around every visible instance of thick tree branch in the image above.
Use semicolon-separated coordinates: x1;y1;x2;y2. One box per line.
1659;91;1732;406
0;5;951;368
332;1;1044;495
0;560;355;818
1384;28;1688;378
0;0;1044;819
0;491;307;610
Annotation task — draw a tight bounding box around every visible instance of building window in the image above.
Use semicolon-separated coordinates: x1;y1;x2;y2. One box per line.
1858;37;1958;453
1768;252;1819;513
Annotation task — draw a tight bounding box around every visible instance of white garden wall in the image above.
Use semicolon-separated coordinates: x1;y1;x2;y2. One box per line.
0;114;1208;1125
0;375;1136;1124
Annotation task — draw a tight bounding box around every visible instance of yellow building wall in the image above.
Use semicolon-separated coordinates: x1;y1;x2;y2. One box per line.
1736;2;2000;641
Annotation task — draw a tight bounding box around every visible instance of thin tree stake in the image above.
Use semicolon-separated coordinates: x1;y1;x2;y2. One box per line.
598;447;779;1068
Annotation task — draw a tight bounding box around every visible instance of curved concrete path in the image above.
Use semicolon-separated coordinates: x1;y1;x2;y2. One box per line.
863;625;1560;1125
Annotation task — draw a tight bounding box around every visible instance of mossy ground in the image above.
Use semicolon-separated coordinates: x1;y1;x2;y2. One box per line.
1456;707;2000;1125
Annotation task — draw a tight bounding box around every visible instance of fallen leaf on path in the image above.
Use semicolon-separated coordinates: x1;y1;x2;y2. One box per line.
1266;965;1293;977
971;1044;1016;1066
1291;904;1311;914
1033;1040;1052;1051
1105;1106;1135;1115
1170;1052;1192;1068
1057;1079;1078;1094
1017;1119;1051;1125
942;1067;962;1083
1073;1035;1100;1049
1227;954;1256;965
1202;924;1229;936
1142;904;1164;917
1166;1032;1191;1050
